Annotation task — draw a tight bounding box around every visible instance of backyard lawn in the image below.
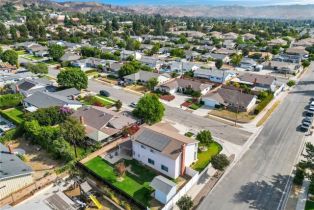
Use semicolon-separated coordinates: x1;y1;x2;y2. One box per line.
1;107;24;124
84;157;156;207
192;142;222;172
305;200;314;210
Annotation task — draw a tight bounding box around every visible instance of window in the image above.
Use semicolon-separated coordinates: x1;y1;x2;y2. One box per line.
141;145;146;149
161;165;168;172
148;158;155;165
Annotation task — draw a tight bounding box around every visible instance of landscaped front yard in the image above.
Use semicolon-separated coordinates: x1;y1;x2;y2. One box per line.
192;142;222;172
210;109;256;123
81;95;116;108
1;107;24;124
84;157;156;207
23;54;43;61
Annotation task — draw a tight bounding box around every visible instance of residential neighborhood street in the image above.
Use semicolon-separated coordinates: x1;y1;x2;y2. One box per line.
197;64;314;210
49;68;252;145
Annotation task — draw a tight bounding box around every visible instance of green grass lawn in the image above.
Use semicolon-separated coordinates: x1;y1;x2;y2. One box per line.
306;200;314;210
84;157;155;207
81;95;116;108
16;50;26;55
1;107;24;124
23;54;43;61
96;95;116;104
63;67;82;71
192;142;222;172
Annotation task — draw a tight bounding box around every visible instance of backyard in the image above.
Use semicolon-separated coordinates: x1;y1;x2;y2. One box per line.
1;107;24;124
84;157;156;207
192;142;222;172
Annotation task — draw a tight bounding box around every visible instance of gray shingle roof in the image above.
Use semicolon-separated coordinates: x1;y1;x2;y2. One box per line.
123;70;161;82
0;143;33;181
150;175;176;195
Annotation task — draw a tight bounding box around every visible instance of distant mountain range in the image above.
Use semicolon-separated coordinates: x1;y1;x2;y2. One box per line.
1;0;314;19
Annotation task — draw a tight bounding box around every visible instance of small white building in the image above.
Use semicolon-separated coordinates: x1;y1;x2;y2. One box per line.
150;175;177;204
132;125;198;179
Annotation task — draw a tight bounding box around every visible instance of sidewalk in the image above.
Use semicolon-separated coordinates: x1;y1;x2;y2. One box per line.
295;179;310;210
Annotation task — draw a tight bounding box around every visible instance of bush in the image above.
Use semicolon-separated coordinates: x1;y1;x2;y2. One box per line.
308;177;314;195
196;130;213;146
211;154;230;171
254;94;274;114
0;128;22;143
287;80;296;87
0;94;23;109
293;167;305;186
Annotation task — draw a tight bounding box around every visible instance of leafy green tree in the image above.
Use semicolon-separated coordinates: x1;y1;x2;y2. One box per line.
231;53;243;66
10;26;17;41
302;60;311;69
27;63;48;74
112;17;119;31
60;117;86;158
118;63;137;77
57;68;88;90
215;59;223;69
48;44;65;61
0;94;23;109
287;80;296;87
115;100;122;111
146;78;158;91
176;195;193;210
51;137;75;161
0;22;7;41
133;94;165;125
196;130;213;146
1;50;18;66
170;48;185;58
212;154;230;171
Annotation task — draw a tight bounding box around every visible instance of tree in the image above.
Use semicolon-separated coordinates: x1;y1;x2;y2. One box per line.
48;44;65;61
231;53;243;66
60;117;86;158
115;100;122;111
57;68;88;90
118;63;137;77
302;142;314;169
196;130;213;146
211;154;230;171
302;60;311;69
0;22;7;41
286;80;296;87
176;195;193;210
115;161;126;177
27;63;48;74
1;50;18;66
170;48;185;58
133;94;165;125
146;78;158;91
112;17;119;31
215;59;223;69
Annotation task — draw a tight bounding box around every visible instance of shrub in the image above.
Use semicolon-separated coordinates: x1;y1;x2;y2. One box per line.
176;195;193;210
308;177;314;195
211;154;230;171
254;94;274;114
293;167;305;186
287;80;296;87
0;94;23;109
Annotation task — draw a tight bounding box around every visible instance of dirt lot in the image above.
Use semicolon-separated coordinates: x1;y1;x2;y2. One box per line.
10;139;63;179
210;109;256;123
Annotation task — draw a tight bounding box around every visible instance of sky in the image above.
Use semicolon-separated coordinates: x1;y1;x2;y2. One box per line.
56;0;314;6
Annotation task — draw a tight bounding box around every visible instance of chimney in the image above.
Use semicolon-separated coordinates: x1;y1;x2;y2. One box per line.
8;144;13;154
71;95;76;100
80;116;85;125
180;144;186;176
15;84;19;93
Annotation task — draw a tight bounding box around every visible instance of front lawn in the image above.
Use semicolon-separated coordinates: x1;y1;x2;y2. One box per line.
305;200;314;210
1;107;24;124
192;142;222;172
210;109;255;123
84;157;155;207
81;95;116;108
96;95;116;105
23;54;42;61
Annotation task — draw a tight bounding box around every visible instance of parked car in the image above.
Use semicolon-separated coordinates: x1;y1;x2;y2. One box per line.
301;123;310;132
303;117;313;125
99;90;110;97
130;102;137;108
306;111;314;117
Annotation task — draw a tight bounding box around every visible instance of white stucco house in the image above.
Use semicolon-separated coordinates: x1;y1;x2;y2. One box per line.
123;70;170;85
193;68;237;83
132;125;198;179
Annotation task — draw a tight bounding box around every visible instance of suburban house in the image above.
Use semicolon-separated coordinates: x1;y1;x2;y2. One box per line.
223;32;238;41
12;78;55;97
185;50;201;61
104;61;123;76
155;78;212;95
243;33;256;41
139;56;163;70
71;58;107;70
120;50;142;61
0;143;33;199
223;40;236;49
123;70;170;85
132;124;199;179
15;42;48;57
161;61;200;73
202;88;257;112
72;106;137;144
273;53;302;64
0;63;17;73
60;52;81;62
234;73;277;92
202;53;230;63
240;58;258;71
150;175;177;204
23;88;82;112
263;61;301;74
193;68;237;83
268;38;288;46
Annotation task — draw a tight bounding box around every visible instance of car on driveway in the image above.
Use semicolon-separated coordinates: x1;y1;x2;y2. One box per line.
130;102;137;108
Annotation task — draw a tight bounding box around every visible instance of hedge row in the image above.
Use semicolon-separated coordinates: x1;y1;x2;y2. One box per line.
0;110;21;125
254;94;274;114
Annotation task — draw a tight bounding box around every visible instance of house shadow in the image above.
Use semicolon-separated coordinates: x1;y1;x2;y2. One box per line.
233;174;290;210
197;169;210;185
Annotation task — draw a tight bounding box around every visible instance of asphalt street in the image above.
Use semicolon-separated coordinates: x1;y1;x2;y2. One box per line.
197;65;314;210
49;68;251;145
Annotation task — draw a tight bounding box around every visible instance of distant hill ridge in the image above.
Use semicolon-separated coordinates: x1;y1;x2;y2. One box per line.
1;0;314;19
